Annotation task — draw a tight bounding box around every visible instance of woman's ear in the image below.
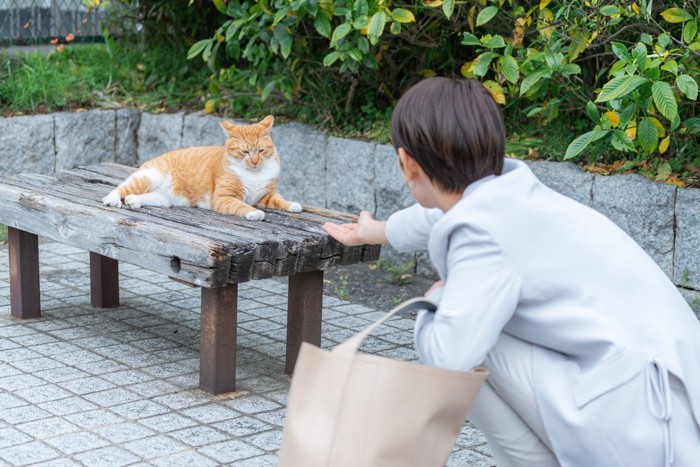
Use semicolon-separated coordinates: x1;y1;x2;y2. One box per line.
398;147;421;181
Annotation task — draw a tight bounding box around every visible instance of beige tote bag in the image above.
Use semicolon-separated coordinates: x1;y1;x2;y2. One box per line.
278;297;488;467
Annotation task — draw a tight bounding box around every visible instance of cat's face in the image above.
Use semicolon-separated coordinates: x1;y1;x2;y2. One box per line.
221;115;276;170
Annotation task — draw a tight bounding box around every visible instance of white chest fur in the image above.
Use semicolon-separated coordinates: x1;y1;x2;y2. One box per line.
227;156;280;205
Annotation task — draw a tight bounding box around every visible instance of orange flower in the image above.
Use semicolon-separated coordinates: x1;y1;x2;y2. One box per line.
82;17;88;24
65;33;75;42
57;44;65;52
50;38;58;44
23;22;30;29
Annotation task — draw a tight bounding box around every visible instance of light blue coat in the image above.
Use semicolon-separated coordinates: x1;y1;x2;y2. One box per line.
385;159;700;465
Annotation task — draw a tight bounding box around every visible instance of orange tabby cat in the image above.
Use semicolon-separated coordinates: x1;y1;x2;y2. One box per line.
102;115;301;221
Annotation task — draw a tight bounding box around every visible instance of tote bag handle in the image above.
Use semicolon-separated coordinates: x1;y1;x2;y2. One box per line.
334;297;437;355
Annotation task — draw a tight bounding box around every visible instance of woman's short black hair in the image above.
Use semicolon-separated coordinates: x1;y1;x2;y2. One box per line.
390;77;506;193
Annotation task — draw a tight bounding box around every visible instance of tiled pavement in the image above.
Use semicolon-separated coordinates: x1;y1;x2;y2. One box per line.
0;240;494;466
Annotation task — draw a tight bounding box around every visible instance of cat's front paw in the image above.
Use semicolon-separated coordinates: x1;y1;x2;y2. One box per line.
246;209;266;221
124;195;142;209
102;191;123;208
286;202;302;213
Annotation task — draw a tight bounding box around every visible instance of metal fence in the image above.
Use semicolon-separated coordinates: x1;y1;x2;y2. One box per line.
0;0;104;45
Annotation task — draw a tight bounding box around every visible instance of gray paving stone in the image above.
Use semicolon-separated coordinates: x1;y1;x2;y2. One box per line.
139;413;197;433
109;400;170;419
169;426;229;447
16;417;79;438
0;441;60;466
44;432;109;455
63;410;124;429
122;435;188;459
0;427;33;448
93;423;156;444
0;393;29;410
150;450;220;467
213;416;272;437
181;404;240;424
198;439;265;464
0;405;52;424
38;397;99;417
73;445;140;467
82;388;141;407
58;377;116;395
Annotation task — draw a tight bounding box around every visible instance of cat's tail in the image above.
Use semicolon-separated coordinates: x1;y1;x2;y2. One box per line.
102;172;152;208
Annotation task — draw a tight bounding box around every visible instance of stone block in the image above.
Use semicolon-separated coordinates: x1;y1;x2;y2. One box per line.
182;112;227;148
674;187;700;290
137;112;184;164
415;250;438;279
374;144;414;221
55;110;117;171
526;160;594;206
326;137;376;214
678;288;700;321
271;122;327;206
592;174;676;277
0;115;55;174
115;109;140;167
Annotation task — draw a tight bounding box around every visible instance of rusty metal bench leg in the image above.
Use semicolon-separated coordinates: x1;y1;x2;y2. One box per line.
90;252;120;308
200;283;238;394
8;227;41;319
286;270;324;374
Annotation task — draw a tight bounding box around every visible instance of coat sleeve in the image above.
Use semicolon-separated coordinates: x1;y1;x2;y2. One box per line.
414;224;521;371
385;204;443;252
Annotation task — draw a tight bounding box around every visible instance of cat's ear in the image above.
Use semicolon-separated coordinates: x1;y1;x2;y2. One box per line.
258;115;274;131
220;120;239;138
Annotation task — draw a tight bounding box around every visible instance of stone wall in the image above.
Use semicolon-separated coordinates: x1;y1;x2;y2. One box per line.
1;109;699;314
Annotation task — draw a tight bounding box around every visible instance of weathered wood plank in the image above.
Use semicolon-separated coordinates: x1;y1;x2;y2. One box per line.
0;179;231;287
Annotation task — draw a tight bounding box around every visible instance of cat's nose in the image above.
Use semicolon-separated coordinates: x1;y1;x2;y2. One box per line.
250;154;260;165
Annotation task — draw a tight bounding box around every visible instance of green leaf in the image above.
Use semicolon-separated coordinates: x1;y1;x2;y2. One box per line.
684;20;698;43
677;74;699;100
586;101;600;123
611;42;630;62
595;75;648;102
330;23;352;46
560;64;581;75
619;104;637;128
348;48;363;62
273;25;293;58
261;81;276;101
442;0;455;18
367;11;386;45
323;51;341;66
482;34;506;48
565;130;606;160
187;39;211;60
637;117;658;153
461;32;482;47
499;55;520;84
600;5;620;16
357;36;370;53
684;117;700;134
519;68;549;96
611;130;636;152
652;81;678;120
353;15;368;29
476;6;499;27
644;66;660;81
314;13;331;38
391;8;415;23
660;7;693;23
390;21;401;34
354;0;369;17
472;52;494;77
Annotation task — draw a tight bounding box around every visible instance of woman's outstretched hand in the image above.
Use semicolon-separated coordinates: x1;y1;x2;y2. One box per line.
322;211;388;246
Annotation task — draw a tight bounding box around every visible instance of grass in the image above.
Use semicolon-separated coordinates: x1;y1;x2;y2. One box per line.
0;225;7;243
0;41;210;115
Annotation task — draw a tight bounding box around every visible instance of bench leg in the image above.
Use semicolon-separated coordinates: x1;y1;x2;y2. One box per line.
8;227;41;319
90;252;120;308
199;284;238;394
286;270;324;374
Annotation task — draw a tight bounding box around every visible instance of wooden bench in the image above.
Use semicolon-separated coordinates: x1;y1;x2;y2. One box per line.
0;163;379;394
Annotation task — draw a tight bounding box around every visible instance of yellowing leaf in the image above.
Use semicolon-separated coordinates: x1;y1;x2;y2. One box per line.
422;0;443;7
626;127;637;140
655;161;672;181
513;17;527;47
661;7;693;24
483;80;506;105
460;61;474;78
391;8;415;23
605;111;620;128
204;99;217;114
631;3;639;13
649;117;666;137
659;135;671;154
539;0;551;10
